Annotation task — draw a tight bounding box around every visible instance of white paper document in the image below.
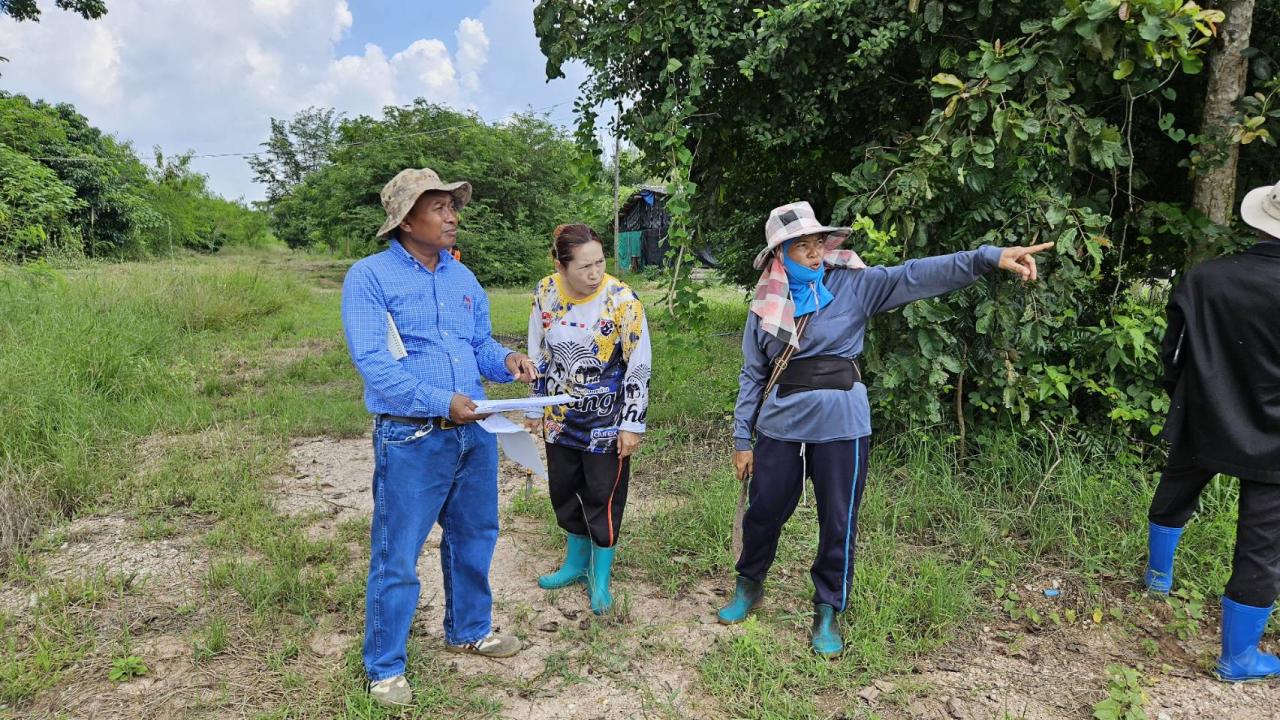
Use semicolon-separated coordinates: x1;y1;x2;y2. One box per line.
387;313;407;360
472;394;577;415
477;414;547;479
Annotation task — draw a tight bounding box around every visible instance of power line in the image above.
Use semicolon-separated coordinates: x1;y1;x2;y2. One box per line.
24;98;580;164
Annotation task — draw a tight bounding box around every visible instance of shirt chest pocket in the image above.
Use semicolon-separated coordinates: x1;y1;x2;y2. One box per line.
439;296;475;341
388;290;474;343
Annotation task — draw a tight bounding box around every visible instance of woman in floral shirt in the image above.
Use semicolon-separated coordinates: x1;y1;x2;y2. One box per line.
525;223;652;614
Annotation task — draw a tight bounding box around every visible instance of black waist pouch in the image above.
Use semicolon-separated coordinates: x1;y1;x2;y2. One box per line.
775;355;863;398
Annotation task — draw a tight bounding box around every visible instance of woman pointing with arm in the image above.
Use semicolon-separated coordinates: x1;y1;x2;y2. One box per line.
719;201;1051;657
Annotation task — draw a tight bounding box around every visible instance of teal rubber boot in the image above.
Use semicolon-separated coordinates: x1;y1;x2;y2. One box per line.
716;576;764;624
811;604;843;657
538;533;591;590
588;543;615;615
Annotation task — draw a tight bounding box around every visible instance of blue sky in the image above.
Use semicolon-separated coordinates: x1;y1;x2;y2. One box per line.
0;0;589;200
335;2;475;58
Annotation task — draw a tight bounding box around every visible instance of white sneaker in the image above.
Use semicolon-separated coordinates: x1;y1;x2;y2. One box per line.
446;631;521;658
369;674;412;707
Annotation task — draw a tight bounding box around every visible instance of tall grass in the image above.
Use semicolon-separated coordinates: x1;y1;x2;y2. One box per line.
0;257;1247;718
0;258;320;569
622;423;1241;715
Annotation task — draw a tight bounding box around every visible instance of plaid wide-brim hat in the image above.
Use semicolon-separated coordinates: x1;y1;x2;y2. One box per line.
1241;182;1280;239
752;201;852;269
376;167;472;238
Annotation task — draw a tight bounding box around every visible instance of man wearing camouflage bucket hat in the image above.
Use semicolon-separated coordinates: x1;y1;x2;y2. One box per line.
719;200;1053;657
374;167;472;238
341;167;539;707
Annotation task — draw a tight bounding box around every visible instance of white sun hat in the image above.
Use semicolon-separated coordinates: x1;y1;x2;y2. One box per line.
1240;182;1280;239
753;201;851;269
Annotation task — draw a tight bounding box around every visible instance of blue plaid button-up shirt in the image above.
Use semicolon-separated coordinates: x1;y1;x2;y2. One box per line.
341;240;514;418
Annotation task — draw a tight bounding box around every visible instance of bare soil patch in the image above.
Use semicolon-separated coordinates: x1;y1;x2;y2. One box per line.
859;586;1280;720
9;431;1280;720
0;514;206;618
274;434;725;718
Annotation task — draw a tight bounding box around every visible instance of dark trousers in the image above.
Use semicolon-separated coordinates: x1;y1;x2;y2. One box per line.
546;442;630;548
1149;450;1280;607
736;434;870;611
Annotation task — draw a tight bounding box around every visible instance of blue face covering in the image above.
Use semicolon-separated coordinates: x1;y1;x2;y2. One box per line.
781;240;834;317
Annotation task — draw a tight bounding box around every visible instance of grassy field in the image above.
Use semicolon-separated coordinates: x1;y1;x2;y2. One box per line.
0;249;1249;718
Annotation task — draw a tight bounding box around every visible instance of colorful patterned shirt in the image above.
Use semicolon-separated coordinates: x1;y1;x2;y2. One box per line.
527;273;652;453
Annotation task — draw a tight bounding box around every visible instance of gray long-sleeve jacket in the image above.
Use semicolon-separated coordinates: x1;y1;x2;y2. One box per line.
733;246;1003;450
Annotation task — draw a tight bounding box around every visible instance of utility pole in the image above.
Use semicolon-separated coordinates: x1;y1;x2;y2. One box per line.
612;101;622;264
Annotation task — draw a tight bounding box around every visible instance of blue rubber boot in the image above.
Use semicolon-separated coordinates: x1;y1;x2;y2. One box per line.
716;576;764;625
1144;522;1184;595
588;543;615;615
1216;597;1280;682
811;604;843;657
538;533;591;590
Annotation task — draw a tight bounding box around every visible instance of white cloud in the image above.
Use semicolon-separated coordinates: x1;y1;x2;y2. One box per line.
475;0;587;118
331;0;353;42
0;1;585;200
392;38;458;100
244;42;285;102
251;0;300;22
0;16;24;56
72;24;123;104
455;18;489;92
318;43;396;116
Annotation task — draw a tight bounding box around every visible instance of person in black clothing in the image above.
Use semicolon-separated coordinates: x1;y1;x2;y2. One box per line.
1144;182;1280;682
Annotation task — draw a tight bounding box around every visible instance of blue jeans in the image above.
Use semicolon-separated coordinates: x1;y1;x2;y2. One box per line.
362;418;499;681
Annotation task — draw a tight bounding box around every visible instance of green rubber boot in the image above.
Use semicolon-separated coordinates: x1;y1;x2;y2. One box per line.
811;604;843;657
716;575;765;624
538;533;591;589
588;542;615;615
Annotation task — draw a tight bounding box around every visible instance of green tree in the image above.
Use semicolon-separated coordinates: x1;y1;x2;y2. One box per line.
247;107;342;205
255;101;587;285
536;0;1279;441
1192;0;1257;260
1;92;273;259
0;146;80;260
146;149;274;252
0;93;160;256
0;0;106;21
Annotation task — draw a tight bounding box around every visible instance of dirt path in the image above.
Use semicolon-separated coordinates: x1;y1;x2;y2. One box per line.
267;436;1280;720
6;434;1280;719
277;435;721;719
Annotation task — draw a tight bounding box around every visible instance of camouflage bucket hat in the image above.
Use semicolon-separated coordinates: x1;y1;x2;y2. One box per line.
376;168;472;238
